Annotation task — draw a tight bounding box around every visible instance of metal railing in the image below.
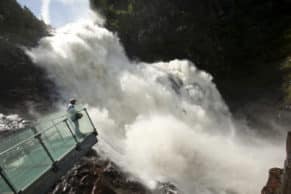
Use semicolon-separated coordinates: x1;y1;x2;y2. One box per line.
0;108;97;194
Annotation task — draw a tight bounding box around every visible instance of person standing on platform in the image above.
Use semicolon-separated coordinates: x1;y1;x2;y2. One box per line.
67;98;84;138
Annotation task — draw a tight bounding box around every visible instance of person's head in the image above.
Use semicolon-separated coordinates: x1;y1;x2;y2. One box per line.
70;98;77;104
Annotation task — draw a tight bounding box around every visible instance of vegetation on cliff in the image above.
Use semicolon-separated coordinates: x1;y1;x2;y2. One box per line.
0;0;47;46
0;0;55;113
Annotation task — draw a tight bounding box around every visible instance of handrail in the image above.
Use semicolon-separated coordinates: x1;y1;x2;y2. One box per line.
0;108;86;156
32;106;84;127
0;118;67;156
0;107;97;194
0;131;40;156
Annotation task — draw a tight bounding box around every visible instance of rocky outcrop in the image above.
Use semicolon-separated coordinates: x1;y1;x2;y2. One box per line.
49;153;180;194
261;132;291;194
0;113;29;131
261;168;283;194
49;156;149;194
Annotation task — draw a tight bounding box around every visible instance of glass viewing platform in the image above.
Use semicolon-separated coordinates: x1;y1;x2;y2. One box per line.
0;107;97;194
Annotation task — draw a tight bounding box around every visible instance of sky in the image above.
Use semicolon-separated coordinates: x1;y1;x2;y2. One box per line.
17;0;90;27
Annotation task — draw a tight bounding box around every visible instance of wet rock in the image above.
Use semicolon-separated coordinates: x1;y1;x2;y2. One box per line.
155;182;180;194
0;113;29;131
49;150;183;194
261;168;283;194
49;156;151;194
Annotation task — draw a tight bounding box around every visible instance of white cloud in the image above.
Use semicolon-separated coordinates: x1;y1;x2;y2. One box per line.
41;0;51;24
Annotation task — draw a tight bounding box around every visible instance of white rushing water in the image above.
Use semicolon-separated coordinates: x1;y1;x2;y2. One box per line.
27;16;284;194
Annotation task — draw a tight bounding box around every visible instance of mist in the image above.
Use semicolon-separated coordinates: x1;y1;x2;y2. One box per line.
27;16;285;194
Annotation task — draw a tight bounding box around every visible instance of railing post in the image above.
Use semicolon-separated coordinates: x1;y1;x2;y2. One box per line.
0;166;17;194
30;127;37;134
35;134;55;163
83;108;98;135
64;119;79;144
31;127;58;171
52;120;65;142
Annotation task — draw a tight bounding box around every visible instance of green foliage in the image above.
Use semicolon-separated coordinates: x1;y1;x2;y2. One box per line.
0;0;48;46
0;0;55;111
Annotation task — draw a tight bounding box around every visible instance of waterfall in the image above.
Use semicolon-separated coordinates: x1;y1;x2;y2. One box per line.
27;17;284;194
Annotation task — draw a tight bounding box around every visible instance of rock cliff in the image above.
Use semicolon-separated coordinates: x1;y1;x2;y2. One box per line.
0;0;56;115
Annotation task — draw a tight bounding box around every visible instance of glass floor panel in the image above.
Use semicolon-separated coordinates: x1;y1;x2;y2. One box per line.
0;108;96;193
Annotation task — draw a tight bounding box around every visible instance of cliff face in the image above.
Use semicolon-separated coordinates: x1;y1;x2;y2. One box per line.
0;0;56;114
90;0;291;110
0;0;47;46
